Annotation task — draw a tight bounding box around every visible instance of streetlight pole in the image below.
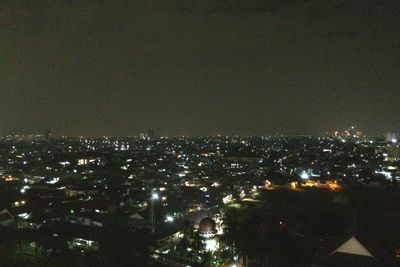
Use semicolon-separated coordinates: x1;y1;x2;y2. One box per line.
150;191;159;234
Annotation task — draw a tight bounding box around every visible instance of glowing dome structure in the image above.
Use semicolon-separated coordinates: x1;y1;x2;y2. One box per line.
198;217;217;238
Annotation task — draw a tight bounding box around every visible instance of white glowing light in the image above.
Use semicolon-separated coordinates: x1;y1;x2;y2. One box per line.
301;171;310;179
391;138;397;143
18;213;30;219
46;177;59;184
151;192;159;200
204;239;218;251
222;194;233;204
165;215;174;222
375;170;392;179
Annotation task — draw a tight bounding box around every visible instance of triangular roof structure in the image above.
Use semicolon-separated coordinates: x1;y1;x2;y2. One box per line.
129;213;145;220
332;236;374;258
0;209;10;215
0;209;13;222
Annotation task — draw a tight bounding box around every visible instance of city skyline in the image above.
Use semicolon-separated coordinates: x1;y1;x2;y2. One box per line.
2;1;400;266
0;126;395;138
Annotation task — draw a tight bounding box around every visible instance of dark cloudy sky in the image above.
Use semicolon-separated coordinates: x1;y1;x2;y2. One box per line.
0;0;399;136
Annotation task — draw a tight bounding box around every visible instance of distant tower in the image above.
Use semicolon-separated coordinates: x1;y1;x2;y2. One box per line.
139;133;147;140
44;129;52;142
148;128;156;140
387;138;400;161
386;132;399;143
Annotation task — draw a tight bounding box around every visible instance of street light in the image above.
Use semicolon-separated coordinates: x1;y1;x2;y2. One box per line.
165;215;174;222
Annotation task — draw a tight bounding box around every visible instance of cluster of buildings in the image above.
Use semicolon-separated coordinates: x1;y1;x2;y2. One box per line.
0;131;399;264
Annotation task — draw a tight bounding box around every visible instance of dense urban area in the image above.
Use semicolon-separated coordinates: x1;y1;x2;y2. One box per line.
0;128;399;266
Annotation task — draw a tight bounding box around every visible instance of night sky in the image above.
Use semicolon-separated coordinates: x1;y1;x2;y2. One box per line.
1;0;399;136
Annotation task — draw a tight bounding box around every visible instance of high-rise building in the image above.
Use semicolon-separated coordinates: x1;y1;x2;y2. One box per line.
148;128;155;139
139;133;147;140
387;143;400;161
44;129;52;142
386;132;399;143
386;134;400;161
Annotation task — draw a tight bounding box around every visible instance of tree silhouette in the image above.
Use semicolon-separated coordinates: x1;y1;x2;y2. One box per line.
98;216;150;267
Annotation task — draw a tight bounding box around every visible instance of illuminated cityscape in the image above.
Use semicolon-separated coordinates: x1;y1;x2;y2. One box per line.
1;0;399;266
0;131;399;266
